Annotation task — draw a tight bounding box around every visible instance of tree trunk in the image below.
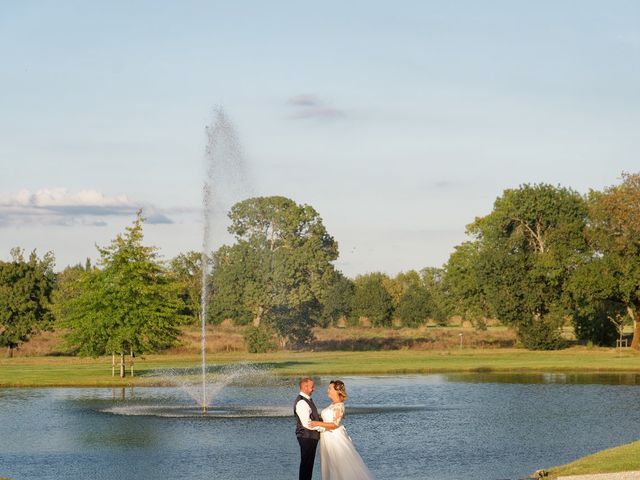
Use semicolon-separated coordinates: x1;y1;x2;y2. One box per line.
112;353;115;377
120;352;125;378
253;306;264;327
7;346;13;358
130;349;134;377
629;305;640;350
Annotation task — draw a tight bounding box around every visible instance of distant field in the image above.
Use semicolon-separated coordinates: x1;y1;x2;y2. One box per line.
11;323;518;357
2;347;640;387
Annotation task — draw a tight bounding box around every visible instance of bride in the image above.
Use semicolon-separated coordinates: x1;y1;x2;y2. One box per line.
309;380;375;480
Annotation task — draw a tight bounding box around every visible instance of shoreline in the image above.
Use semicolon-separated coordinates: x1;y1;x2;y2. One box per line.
547;440;640;478
2;348;640;388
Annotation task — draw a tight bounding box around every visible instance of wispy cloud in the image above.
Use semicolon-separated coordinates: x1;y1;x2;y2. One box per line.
287;94;346;121
614;32;640;47
0;188;174;227
432;180;453;189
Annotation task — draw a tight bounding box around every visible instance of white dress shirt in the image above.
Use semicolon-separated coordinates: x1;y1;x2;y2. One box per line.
295;392;325;432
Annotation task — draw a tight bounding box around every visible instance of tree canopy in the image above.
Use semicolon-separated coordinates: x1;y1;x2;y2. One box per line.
466;184;589;348
57;211;181;361
582;173;640;348
0;248;55;356
168;250;209;324
352;272;393;327
211;196;339;346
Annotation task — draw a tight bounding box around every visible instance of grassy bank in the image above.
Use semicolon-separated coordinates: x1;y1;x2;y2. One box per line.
547;440;640;478
2;347;640;387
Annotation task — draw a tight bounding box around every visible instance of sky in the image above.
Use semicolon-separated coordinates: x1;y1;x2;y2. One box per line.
1;1;639;277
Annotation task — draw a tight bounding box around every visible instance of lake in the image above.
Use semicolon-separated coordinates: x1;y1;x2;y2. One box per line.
2;372;640;479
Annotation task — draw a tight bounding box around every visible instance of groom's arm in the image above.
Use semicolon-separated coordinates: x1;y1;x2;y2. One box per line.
295;400;325;432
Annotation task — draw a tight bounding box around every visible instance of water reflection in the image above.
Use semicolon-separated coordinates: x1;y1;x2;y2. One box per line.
445;371;640;385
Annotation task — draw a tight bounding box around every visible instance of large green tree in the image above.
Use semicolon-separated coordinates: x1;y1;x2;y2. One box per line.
584;172;640;348
0;248;55;357
212;196;339;347
57;211;181;374
468;184;589;349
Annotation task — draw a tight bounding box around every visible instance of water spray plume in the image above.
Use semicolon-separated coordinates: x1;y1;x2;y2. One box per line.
199;107;250;411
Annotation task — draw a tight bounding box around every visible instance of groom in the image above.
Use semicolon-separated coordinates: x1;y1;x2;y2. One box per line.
294;377;324;480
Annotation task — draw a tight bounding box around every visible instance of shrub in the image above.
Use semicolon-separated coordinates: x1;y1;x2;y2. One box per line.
243;326;276;353
572;303;620;347
517;315;566;350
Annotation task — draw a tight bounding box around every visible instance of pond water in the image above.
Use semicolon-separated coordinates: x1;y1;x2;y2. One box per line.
2;372;640;479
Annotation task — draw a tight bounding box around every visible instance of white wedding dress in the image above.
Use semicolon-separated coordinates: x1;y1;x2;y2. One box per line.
319;402;375;480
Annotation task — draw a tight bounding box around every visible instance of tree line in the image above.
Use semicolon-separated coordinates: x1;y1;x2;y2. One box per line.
1;173;639;362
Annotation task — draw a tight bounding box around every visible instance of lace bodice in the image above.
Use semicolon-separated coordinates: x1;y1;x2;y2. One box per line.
321;402;345;426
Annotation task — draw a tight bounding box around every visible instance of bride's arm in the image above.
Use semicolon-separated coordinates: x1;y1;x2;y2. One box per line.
309;404;344;431
308;420;339;431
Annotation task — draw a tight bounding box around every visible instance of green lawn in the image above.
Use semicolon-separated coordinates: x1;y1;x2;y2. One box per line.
547;440;640;478
2;347;640;387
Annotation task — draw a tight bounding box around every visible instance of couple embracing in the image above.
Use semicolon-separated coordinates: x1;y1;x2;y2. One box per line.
294;377;374;480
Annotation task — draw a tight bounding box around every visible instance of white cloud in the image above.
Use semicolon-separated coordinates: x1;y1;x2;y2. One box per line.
0;188;175;226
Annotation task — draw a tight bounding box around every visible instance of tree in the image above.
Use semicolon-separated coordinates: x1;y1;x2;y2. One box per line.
51;260;92;342
395;284;431;327
564;258;620;346
210;242;259;325
420;267;449;326
320;273;355;327
468;184;589;349
352;273;393;327
213;196;339;347
385;271;420;309
443;242;493;329
586;172;640;349
57;211;181;375
168;251;209;325
0;248;55;357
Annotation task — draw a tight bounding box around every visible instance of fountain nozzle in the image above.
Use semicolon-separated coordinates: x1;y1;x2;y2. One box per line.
202;404;207;415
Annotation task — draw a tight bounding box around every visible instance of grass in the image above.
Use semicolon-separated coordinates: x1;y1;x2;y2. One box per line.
2;347;640;387
3;323;639;387
547;440;640;478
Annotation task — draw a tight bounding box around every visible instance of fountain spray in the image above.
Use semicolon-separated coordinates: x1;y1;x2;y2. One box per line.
201;124;213;414
200;108;249;413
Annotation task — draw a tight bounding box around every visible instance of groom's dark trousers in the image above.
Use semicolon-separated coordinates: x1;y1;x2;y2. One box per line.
297;437;319;480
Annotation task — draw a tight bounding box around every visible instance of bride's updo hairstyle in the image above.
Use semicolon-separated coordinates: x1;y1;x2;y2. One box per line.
330;380;348;401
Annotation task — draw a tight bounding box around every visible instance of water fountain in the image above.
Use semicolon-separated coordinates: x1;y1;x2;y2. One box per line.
102;109;271;418
198;107;250;413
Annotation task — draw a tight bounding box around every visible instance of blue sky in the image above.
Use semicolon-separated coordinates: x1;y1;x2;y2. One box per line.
1;1;639;276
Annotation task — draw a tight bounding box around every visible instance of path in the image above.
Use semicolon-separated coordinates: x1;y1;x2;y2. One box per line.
557;472;640;480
